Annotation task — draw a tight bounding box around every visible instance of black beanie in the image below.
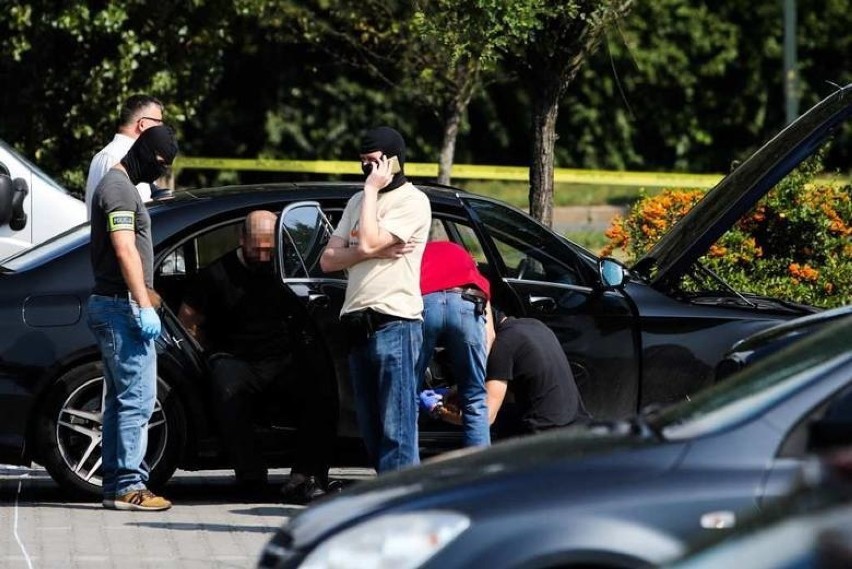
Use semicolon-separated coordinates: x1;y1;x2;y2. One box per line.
121;125;179;185
359;126;408;191
360;126;406;166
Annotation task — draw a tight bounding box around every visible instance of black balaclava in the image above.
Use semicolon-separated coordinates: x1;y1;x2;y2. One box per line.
121;125;179;185
359;126;408;192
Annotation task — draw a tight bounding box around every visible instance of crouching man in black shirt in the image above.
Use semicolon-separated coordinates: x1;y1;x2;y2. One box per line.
425;310;589;437
178;210;336;502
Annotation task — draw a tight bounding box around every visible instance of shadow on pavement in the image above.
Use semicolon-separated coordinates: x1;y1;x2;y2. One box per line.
0;465;372;508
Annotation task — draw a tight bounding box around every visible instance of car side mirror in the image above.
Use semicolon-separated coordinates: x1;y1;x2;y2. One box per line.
0;174;13;224
599;257;626;289
9;177;29;231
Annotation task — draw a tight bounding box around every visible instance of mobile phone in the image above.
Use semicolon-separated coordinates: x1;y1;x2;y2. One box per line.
387;155;401;174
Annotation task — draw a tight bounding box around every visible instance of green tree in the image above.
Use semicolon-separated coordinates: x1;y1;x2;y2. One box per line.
511;0;635;226
0;1;239;195
406;0;540;184
560;0;851;177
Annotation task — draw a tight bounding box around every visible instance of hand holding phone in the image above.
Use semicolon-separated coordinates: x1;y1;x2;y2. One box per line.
386;155;401;174
363;155;395;192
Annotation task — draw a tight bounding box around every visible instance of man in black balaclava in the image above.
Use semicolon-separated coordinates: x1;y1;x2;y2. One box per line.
359;125;408;192
120;124;179;186
87;123;178;511
321;125;432;474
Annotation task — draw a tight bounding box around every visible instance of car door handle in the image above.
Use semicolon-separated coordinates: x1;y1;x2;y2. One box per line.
308;293;329;309
528;295;556;312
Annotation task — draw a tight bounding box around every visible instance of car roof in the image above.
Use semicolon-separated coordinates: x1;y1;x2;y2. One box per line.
150;180;472;210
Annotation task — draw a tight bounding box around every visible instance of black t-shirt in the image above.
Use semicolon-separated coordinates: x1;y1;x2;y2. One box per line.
183;250;294;365
486;317;588;433
90;169;153;295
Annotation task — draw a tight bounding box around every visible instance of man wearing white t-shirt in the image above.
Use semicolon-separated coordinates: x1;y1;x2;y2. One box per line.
85;94;164;218
320;126;431;473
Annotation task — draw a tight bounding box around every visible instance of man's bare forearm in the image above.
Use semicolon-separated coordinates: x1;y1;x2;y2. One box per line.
435;404;463;426
320;245;366;273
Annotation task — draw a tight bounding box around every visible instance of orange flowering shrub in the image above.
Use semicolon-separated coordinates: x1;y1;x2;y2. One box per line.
601;154;851;308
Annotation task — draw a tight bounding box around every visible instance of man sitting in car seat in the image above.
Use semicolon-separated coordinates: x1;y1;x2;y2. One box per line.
178;210;336;503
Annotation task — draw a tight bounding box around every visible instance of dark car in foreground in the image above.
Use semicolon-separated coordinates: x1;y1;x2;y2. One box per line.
258;315;852;569
715;304;852;382
0;85;849;497
668;448;852;569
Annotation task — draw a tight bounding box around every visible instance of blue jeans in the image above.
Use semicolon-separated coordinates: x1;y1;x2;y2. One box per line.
86;295;157;498
417;291;490;447
348;318;422;473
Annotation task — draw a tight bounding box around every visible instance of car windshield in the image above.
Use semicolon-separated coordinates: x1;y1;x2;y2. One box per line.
654;317;852;440
1;223;89;272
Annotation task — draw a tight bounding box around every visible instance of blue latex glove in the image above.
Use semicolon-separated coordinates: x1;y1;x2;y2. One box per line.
139;306;162;341
418;389;443;414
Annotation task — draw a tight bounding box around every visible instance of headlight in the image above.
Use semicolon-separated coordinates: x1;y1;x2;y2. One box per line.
300;511;470;569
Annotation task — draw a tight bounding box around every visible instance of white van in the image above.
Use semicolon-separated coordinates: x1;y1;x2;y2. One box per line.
0;139;87;260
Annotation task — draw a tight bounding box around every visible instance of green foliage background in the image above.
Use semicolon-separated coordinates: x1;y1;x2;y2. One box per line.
0;0;849;199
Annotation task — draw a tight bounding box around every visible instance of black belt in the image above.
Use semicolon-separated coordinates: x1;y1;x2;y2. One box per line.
363;309;407;326
445;286;487;301
92;292;130;301
340;309;412;343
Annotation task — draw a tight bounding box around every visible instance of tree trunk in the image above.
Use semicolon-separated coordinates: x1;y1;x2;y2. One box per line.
437;100;464;186
525;0;636;227
438;62;477;186
528;85;560;227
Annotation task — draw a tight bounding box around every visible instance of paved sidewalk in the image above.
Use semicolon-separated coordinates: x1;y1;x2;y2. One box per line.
0;465;374;569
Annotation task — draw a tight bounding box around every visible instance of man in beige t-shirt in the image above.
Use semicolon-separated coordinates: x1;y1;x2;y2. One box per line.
320;126;431;473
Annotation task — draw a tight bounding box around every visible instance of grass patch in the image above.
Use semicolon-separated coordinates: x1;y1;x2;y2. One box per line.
562;229;609;252
458;180;667;209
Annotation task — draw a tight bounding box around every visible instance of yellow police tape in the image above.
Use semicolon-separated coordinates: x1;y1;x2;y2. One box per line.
174;157;848;189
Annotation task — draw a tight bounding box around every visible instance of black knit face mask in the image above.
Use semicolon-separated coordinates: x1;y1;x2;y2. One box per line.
359;126;408;192
121;125;178;185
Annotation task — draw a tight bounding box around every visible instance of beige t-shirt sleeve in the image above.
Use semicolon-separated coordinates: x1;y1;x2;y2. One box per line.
332;193;362;242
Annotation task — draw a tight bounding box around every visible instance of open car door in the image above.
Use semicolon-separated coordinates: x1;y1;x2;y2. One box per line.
275;202;360;441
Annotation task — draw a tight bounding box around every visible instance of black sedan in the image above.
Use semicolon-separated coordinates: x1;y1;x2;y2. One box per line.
258;314;852;569
1;85;848;497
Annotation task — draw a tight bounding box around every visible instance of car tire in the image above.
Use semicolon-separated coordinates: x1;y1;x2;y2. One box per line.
35;361;186;499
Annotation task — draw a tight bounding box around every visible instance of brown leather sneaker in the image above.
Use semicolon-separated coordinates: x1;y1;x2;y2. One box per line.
108;488;172;511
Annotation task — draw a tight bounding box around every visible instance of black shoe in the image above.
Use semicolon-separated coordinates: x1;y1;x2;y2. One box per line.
325;479;356;494
233;478;273;502
280;475;326;505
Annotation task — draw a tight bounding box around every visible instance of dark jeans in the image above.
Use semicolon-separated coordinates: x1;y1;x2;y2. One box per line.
208;354;335;484
347;317;422;473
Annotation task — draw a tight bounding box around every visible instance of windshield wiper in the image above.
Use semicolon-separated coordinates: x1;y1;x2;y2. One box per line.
693;260;758;308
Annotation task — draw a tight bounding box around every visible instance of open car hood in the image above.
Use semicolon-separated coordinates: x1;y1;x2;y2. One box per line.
632;84;852;287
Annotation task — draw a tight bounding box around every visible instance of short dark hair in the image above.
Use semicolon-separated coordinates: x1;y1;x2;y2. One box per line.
118;94;164;128
492;307;508;324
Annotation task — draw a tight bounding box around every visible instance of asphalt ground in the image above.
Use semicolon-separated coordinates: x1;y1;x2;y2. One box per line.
0;465;376;569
